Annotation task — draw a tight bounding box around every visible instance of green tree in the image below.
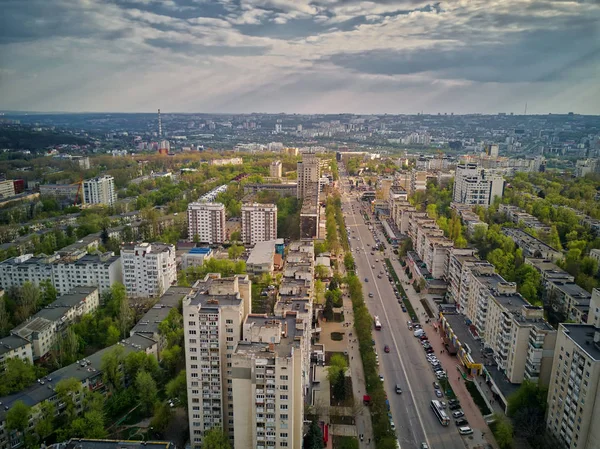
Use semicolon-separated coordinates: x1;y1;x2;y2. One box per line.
507;380;548;440
135;370;158;415
34;401;55;440
304;419;324;449
6;400;30;434
229;230;241;242
55;377;83;422
105;324;121;346
315;264;329;279
333;369;346;402
202;427;231;449
327;353;348;382
101;344;126;390
227;244;244;260
492;414;514;449
0;358;37;396
151;402;173;435
39;279;58;307
124;351;160;382
166;370;187;405
14;281;40;322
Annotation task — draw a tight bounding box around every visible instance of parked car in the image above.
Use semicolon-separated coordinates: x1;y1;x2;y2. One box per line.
433;382;441;389
365;277;369;282
425;347;435;354
384;345;390;353
401;305;406;312
379;375;385;382
435;390;443;398
369;293;374;298
455;418;469;427
452;410;465;419
458;426;473;435
449;403;462;411
395;384;402;394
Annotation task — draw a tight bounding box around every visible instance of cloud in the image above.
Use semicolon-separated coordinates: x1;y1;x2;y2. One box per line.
0;0;599;113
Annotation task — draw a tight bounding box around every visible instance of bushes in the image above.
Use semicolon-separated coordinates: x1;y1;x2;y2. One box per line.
384;258;419;323
331;332;344;341
465;381;492;415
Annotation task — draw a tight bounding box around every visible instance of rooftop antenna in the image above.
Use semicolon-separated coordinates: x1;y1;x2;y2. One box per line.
158;108;162;138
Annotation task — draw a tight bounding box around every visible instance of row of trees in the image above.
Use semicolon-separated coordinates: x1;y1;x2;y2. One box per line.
0;280;57;336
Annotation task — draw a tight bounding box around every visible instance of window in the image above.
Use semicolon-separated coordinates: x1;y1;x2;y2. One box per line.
280;375;288;380
226;319;233;324
280;404;288;410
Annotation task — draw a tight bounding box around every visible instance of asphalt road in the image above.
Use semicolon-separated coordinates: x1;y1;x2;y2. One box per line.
339;175;466;449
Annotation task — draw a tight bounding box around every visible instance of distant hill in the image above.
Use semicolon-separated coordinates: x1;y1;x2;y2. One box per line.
0;128;89;151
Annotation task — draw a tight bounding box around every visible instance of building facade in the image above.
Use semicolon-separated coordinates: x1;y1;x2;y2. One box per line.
241;203;277;245
83;175;116;206
269;160;282;178
187;202;226;244
297;153;320;199
121;242;176;298
453;164;504;206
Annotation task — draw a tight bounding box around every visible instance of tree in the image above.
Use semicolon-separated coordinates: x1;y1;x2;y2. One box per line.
344;252;355;271
39;279;58;307
6;400;30;435
55;377;83;423
51;326;80;368
151;402;173;435
315;264;329;279
229;230;241;242
105;324;121;346
304;419;324;449
101;344;126;390
0;358;37;396
327;353;348;382
227;243;244;260
0;297;10;336
492;414;514;449
135;370;158;415
202;427;231;449
124;351;160;382
507;380;548;440
314;279;325;305
333;369;346;402
14;281;40;322
166;370;187;405
34;401;55;440
323;295;334;321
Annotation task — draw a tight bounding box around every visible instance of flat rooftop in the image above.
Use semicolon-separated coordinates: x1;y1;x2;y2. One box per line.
130;286;192;336
240;313;303;357
561;324;600;361
0;334;30;355
62;439;173;449
246;240;276;266
548;281;592;303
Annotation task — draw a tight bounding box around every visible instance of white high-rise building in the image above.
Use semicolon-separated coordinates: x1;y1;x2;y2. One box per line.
241;203;277;245
453;164;504;206
297;153;320;199
187;202;226;244
183;275;251;448
269;160;282;178
121;242;176;298
83;175;116;206
546;324;600;449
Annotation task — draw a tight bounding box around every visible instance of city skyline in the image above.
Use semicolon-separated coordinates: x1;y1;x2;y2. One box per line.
1;0;599;115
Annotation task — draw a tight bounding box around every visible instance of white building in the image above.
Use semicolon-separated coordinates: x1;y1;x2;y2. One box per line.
241;203;277;245
11;287;99;360
0;254;57;291
0;335;33;367
269;160;282;178
246;240;276;275
83;175;116;206
187;202;226;244
183;275;252;448
121;242;176;298
546;324;600;449
453;164;504;206
297;153;320;199
0;181;15;199
51;252;122;295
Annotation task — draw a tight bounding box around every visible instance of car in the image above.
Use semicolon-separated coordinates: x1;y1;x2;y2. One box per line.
401;306;406;312
395;384;402;394
390;421;396;431
369;293;374;298
380;270;384;275
436;372;447;380
375;259;379;262
452;410;465;419
398;299;402;304
458;426;473;435
449;403;462;410
379;375;384;382
419;334;428;341
425;347;435;354
433;382;440;389
413;323;422;330
371;339;376;345
364;277;369;282
435;390;443;398
448;399;460;405
371;252;375;255
377;274;382;279
384;345;390;353
455;418;469;427
420;443;429;449
371;265;375;269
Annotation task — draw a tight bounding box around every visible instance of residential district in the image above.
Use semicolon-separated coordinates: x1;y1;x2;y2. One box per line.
0;113;598;449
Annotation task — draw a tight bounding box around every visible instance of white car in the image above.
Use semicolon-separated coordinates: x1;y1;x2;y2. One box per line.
379;375;384;382
452;410;465;419
458;426;473;435
390;421;396;431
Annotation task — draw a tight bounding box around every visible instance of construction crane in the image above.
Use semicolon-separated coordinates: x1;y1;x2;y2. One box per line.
73;177;84;206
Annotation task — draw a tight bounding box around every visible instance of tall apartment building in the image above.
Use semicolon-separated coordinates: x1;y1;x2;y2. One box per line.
232;314;304;449
0;181;16;199
453;164;504;206
297;153;320;199
121;242;176;298
183;275;251;448
241;203;277;245
83;175;116;206
270;160;282;178
546;324;600;449
187;202;226;244
410;170;428;194
11;287;99;360
0;252;122;295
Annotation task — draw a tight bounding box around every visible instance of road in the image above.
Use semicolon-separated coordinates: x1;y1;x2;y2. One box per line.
339;173;466;449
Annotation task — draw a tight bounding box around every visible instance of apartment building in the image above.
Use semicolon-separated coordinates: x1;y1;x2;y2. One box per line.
299;183;320;240
51;252;122;295
502;227;562;261
0;180;15;199
83;175;116;206
246;240;277;275
121;242;176;298
499;204;551;232
241;203;277;245
210;157;243;166
525;258;575;287
0;335;33;367
546;324;600;449
546;281;592;324
187;202;226;244
446;250;480;307
0;335;157;449
453;164;504;206
232;314;304;449
588;289;600;327
0;252;121;295
297;153;320;199
269;160;282;178
39;183;80;199
11;287;99;360
183;275;252;448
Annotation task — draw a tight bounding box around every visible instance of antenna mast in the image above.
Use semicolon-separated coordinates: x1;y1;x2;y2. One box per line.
158;109;162;137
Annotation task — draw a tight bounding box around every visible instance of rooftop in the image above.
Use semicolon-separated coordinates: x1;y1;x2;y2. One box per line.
240;313;303;357
0;334;30;355
561;324;600;361
549;281;592;303
61;439;173;449
130;286;192;336
246;240;277;266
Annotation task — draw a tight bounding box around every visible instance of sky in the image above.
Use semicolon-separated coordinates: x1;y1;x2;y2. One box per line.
0;0;599;115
